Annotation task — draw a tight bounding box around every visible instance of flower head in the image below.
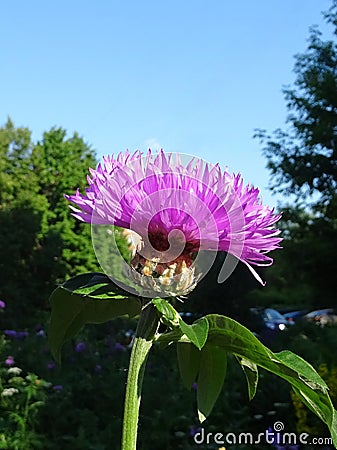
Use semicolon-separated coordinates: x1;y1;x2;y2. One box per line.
4;330;29;339
7;367;22;375
66;150;281;294
47;361;56;370
0;300;6;309
4;356;15;366
1;388;19;397
75;342;86;353
53;385;63;391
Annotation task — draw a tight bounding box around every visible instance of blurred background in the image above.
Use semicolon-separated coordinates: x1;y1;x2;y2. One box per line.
1;1;337;449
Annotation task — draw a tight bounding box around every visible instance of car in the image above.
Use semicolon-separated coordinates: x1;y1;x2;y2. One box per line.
304;308;337;326
247;308;292;342
282;310;308;324
261;308;293;331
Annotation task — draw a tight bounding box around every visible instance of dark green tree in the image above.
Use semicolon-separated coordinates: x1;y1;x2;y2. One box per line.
256;2;337;212
255;1;337;309
0;120;100;325
30;127;100;277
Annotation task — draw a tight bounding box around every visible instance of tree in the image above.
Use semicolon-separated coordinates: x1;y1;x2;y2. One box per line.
256;2;337;212
0;120;100;326
255;2;337;309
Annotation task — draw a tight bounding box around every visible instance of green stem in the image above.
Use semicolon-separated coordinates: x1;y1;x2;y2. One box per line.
121;301;160;450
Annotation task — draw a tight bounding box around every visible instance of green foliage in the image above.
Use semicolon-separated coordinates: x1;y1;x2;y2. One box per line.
0;118;34;208
256;2;337;205
266;321;337;442
5;319;257;450
177;342;200;389
154;300;337;445
196;343;228;422
48;272;141;362
237;357;258;401
0;336;50;450
178;318;209;351
0;119;100;326
6;300;337;450
153;297;209;349
255;2;337;310
47;273;337;446
292;362;337;437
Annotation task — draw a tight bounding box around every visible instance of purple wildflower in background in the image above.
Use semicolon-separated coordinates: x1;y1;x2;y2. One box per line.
114;342;126;352
4;330;17;338
66;150;281;289
16;331;29;339
75;342;86;353
94;364;102;373
4;356;15;366
3;330;29;339
53;385;63;391
189;426;202;437
0;300;5;309
47;361;56;370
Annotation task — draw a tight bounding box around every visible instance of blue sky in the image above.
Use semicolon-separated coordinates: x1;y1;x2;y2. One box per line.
1;0;332;208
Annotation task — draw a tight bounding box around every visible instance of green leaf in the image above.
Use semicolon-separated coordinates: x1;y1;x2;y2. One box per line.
155;328;184;348
275;350;327;389
205;314;337;446
236;356;258;400
196;343;227;423
152;298;208;349
177;342;201;389
152;297;180;326
157;311;337;445
48;272;141;362
62;272;140;299
179;317;209;350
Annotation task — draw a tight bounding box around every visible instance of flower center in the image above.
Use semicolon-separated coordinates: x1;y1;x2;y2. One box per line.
129;231;199;296
148;231;170;252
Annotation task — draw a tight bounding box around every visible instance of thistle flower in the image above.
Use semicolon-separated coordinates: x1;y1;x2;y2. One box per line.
66;150;281;295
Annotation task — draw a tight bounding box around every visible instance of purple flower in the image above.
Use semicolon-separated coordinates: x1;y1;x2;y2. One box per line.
94;364;102;373
191;382;198;390
3;330;29;339
16;331;29;339
66;151;282;292
189;426;202;437
75;342;86;353
47;361;56;370
4;356;15;366
4;330;17;338
53;385;63;391
114;342;126;352
0;300;6;309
